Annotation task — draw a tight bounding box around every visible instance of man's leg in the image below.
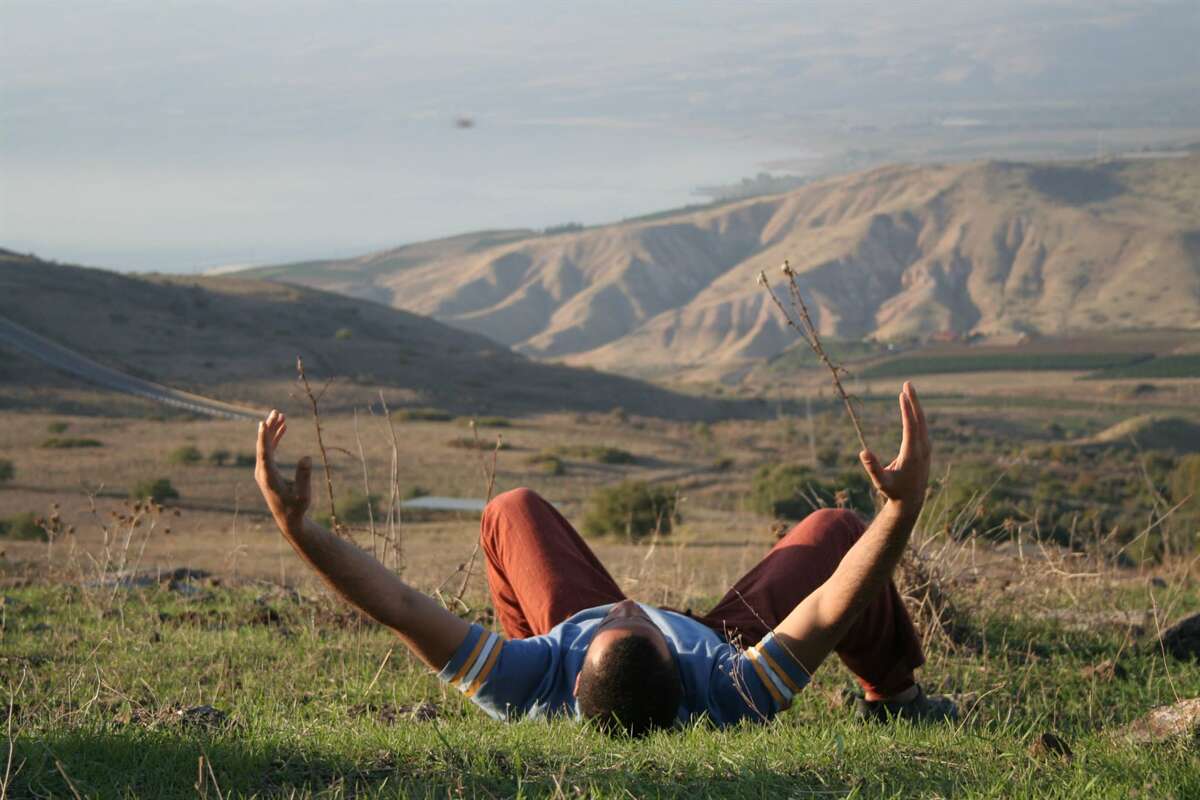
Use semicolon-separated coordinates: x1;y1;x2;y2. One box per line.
698;508;924;700
481;487;626;639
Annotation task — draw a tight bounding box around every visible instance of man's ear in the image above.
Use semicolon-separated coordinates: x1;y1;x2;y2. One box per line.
573;671;582;698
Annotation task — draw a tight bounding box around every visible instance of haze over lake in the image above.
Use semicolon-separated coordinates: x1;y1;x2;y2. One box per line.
3;0;1198;273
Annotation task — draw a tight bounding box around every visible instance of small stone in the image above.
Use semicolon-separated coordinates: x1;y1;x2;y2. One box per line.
1028;731;1073;760
1117;698;1200;744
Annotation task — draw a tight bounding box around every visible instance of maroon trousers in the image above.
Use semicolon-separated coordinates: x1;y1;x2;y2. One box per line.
481;487;924;697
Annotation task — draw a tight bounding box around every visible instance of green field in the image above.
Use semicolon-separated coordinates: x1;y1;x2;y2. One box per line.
4;578;1198;798
1084;355;1200;380
858;353;1151;379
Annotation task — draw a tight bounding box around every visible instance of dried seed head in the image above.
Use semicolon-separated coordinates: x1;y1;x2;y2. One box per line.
780;260;794;276
756;271;768;287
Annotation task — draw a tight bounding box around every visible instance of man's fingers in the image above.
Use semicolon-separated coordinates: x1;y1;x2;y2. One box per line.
906;382;929;450
271;421;287;450
859;450;887;491
897;389;914;459
256;419;270;467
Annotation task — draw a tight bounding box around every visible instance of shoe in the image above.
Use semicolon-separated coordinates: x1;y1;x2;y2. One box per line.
848;684;959;724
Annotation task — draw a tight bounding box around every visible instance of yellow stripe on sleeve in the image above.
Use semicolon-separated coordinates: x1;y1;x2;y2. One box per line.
465;641;504;697
450;633;488;685
757;645;802;695
745;648;785;707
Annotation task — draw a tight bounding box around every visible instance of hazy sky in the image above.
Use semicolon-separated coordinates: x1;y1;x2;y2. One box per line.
2;1;1197;272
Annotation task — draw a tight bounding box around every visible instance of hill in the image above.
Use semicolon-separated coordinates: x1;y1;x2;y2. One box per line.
0;251;740;419
248;156;1200;380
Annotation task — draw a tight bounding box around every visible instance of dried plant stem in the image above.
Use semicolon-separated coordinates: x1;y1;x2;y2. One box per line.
376;392;405;575
758;262;870;455
435;420;503;608
296;357;342;536
352;410;378;557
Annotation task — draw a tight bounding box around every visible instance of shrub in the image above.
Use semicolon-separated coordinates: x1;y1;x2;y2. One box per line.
446;437;511;451
527;452;566;476
46;421;70;434
750;464;824;520
474;416;512;428
208;449;231;467
555;445;636;464
0;512;46;541
168;445;203;465
316;491;380;528
334;327;354;340
750;464;875;520
233;453;256;468
0;459;13;485
42;437;102;449
131;478;179;504
582;481;679;542
396;407;453;422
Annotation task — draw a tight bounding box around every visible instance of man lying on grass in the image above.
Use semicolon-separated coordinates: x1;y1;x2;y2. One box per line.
254;381;955;736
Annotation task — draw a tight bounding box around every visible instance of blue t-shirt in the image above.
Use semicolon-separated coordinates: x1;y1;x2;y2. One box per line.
437;603;810;727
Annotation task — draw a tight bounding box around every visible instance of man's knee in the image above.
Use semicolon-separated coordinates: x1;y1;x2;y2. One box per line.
782;507;866;547
483;487;545;529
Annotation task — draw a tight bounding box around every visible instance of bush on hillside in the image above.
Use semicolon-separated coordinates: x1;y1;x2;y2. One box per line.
315;490;381;528
446;437;511;451
46;421;70;434
0;512;45;541
527;452;565;476
42;437;102;449
555;445;636;464
750;464;875;520
582;481;679;542
0;459;13;485
168;445;203;465
208;449;231;467
396;407;453;422
131;478;179;504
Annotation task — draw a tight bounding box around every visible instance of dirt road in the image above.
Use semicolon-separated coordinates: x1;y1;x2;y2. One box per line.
0;314;261;420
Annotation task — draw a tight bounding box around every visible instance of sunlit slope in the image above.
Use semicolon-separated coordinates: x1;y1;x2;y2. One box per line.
252;156;1200;378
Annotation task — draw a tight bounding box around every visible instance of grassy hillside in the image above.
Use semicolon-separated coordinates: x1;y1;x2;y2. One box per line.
0;251;739;419
244;156;1200;381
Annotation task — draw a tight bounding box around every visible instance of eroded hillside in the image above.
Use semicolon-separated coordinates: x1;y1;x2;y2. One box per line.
250;156;1200;379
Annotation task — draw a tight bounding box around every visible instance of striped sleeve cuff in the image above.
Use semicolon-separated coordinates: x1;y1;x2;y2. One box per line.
438;624;505;698
744;632;810;710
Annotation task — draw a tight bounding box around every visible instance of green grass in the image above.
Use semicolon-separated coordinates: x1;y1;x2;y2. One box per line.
858;353;1151;379
1084;355;1200;380
3;582;1198;798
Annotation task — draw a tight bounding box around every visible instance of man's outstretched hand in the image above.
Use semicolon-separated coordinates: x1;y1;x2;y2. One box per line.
858;382;931;517
254;410;312;527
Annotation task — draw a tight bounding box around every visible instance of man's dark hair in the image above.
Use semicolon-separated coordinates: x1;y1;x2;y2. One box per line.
576;634;681;737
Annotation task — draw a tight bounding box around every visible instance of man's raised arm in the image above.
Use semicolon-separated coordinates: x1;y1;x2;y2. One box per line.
772;382;932;676
254;410;470;669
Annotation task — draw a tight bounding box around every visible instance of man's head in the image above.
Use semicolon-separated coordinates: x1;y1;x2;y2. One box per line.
573;600;682;737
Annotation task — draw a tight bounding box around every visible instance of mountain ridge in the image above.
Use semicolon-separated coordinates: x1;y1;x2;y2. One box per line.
245;156;1200;380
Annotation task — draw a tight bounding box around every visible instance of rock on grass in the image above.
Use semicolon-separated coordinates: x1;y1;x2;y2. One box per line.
1117;698;1200;744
